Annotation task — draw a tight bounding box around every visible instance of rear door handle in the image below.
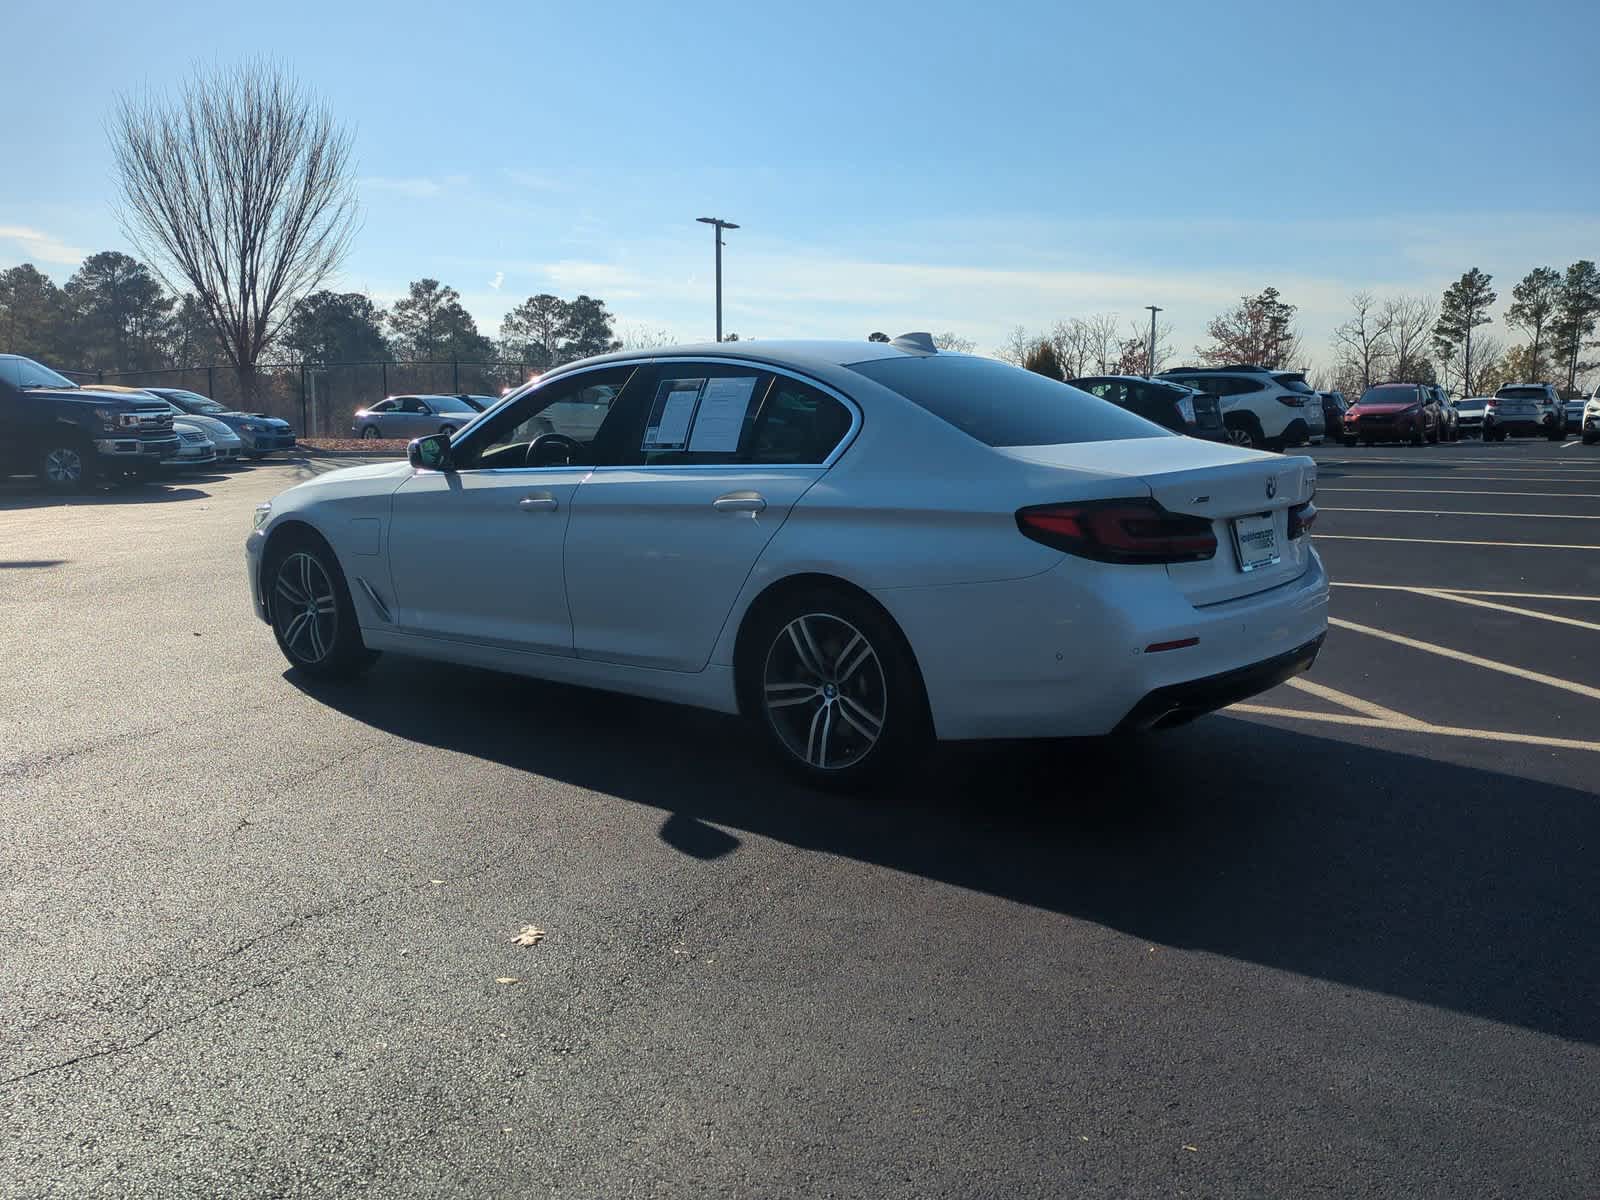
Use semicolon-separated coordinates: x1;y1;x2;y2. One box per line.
518;492;559;512
713;492;767;514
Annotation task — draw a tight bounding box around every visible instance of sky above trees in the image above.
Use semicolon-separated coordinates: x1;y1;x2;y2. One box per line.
3;0;1597;365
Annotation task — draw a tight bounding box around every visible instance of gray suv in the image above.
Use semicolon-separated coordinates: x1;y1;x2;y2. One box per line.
1484;383;1566;442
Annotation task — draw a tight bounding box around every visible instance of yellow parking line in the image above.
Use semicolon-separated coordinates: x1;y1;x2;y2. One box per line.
1323;506;1600;519
1316;534;1600;550
1328;617;1600;701
1283;676;1413;722
1334;582;1600;603
1228;705;1600;754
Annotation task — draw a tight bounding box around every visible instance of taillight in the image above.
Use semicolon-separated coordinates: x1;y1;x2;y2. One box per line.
1288;500;1317;538
1016;499;1218;564
1276;393;1306;407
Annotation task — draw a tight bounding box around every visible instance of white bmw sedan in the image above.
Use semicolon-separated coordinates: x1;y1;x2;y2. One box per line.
246;335;1329;786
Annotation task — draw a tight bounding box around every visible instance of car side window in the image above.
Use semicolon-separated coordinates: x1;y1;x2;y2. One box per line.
748;377;853;465
370;399;395;413
632;364;772;466
455;367;638;470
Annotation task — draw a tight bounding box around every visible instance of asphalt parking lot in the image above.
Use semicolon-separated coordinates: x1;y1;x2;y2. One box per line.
3;441;1597;1198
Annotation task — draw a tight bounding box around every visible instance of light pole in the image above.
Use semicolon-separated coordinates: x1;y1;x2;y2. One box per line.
696;216;740;341
1144;305;1163;377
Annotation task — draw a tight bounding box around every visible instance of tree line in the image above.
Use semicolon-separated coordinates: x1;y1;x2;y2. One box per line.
0;251;622;378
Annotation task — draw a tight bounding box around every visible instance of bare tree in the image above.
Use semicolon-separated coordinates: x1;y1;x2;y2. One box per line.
1082;312;1122;373
1331;291;1394;393
996;325;1034;365
932;331;976;354
1442;332;1504;397
1382;295;1436;383
110;61;358;401
1123;317;1174;375
1048;319;1091;378
620;324;677;350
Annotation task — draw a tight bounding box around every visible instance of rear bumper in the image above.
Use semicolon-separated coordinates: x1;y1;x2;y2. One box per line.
1114;635;1324;733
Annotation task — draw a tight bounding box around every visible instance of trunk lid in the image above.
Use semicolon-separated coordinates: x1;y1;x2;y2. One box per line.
999;438;1317;606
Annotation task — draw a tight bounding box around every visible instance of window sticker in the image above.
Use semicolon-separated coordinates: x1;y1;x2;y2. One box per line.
642;378;704;450
686;375;760;453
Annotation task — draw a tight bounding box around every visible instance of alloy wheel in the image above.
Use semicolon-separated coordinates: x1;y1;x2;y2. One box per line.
762;613;887;771
44;448;83;484
273;551;339;664
1226;427;1255;448
362;427;379;439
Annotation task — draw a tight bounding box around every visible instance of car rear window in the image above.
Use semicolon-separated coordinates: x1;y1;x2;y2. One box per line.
849;355;1169;447
1273;374;1318;395
1495;386;1546;400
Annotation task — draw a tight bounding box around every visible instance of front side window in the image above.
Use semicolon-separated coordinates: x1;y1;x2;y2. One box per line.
851;355;1166;447
456;366;637;469
12;357;77;390
369;399;396;413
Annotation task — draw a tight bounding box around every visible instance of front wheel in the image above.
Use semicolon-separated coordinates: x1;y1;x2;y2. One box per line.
40;443;94;492
741;588;930;790
265;536;379;679
361;426;380;439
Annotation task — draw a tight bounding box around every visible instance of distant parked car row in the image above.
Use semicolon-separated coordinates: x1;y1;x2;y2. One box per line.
0;353;296;491
349;393;498;439
1341;380;1575;445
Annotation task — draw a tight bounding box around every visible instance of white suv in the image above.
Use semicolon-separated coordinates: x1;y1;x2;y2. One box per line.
1582;386;1600;445
1155;365;1318;451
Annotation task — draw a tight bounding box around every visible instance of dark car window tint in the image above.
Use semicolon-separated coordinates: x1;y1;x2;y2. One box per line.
1496;386;1548;400
852;356;1168;447
1360;386;1420;404
749;378;853;464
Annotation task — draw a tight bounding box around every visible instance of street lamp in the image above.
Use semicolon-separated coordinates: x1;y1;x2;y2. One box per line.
1144;305;1163;377
696;217;739;342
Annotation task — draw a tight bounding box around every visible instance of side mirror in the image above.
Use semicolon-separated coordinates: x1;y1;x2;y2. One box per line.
409;432;453;470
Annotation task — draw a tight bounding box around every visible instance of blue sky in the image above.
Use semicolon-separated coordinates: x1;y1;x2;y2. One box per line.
4;0;1597;366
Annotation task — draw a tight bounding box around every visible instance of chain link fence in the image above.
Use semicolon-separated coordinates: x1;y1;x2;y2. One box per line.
61;360;538;437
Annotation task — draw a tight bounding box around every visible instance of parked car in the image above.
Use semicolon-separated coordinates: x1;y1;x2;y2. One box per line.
165;423;219;469
1155;364;1318;450
1452;396;1489;438
1271;372;1325;444
0;354;179;489
1342;383;1443;445
147;388;297;458
1483;383;1566;442
96;385;245;463
1583;388;1600;445
1564;394;1585;437
457;393;499;412
1428;386;1460;442
350;394;482;440
248;336;1329;788
1066;375;1228;441
1318;390;1347;436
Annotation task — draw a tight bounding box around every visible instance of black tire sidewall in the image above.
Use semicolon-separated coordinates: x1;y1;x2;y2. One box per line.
740;586;930;790
263;533;375;679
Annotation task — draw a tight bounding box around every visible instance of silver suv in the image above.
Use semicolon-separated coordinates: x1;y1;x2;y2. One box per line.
1484;383;1566;442
1155;365;1319;451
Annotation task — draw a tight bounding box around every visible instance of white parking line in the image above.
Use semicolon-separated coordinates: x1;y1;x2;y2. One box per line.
1229;704;1600;754
1413;589;1600;633
1283;677;1413;722
1328;616;1600;701
1334;582;1600;603
1319;488;1600;498
1562;440;1582;450
1316;534;1600;550
1323;507;1600;519
1334;474;1600;484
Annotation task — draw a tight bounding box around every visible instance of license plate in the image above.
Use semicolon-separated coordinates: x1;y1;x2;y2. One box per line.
1231;513;1280;573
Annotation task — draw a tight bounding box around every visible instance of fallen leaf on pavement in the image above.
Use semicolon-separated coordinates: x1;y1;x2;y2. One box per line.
512;926;545;946
495;977;521;985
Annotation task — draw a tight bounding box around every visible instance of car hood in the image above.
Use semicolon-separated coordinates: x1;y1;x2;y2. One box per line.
282;459;414;497
19;386;167;409
176;413;242;439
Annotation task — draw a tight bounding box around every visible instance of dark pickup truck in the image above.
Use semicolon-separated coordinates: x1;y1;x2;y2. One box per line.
1;354;180;489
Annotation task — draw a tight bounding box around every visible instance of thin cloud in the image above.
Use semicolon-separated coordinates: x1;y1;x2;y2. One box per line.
0;225;89;266
488;271;504;291
362;175;468;199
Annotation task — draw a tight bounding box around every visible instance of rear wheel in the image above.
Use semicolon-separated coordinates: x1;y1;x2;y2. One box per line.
1548;424;1565;442
264;533;379;679
39;442;94;492
740;586;929;790
361;426;380;439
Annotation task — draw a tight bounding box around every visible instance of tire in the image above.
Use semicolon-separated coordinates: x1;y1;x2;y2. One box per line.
738;584;930;790
1583;431;1598;446
1548;425;1565;442
439;424;456;436
1223;414;1265;451
39;442;94;492
263;531;379;680
1341;437;1357;447
361;426;380;439
1410;425;1424;447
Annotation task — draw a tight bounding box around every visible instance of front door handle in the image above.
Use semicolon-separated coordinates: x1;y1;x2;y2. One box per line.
519;492;559;512
713;491;767;514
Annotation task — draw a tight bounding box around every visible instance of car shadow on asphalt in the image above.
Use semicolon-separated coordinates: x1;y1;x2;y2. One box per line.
0;483;213;509
290;656;1600;1047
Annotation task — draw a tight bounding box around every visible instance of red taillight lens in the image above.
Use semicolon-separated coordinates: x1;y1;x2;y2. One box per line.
1276;394;1306;407
1288;500;1317;538
1016;499;1218;564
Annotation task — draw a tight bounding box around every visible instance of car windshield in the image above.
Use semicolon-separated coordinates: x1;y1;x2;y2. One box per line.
14;358;78;389
849;355;1170;447
1359;386;1419;405
431;395;478;414
162;389;231;413
1496;387;1545;400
